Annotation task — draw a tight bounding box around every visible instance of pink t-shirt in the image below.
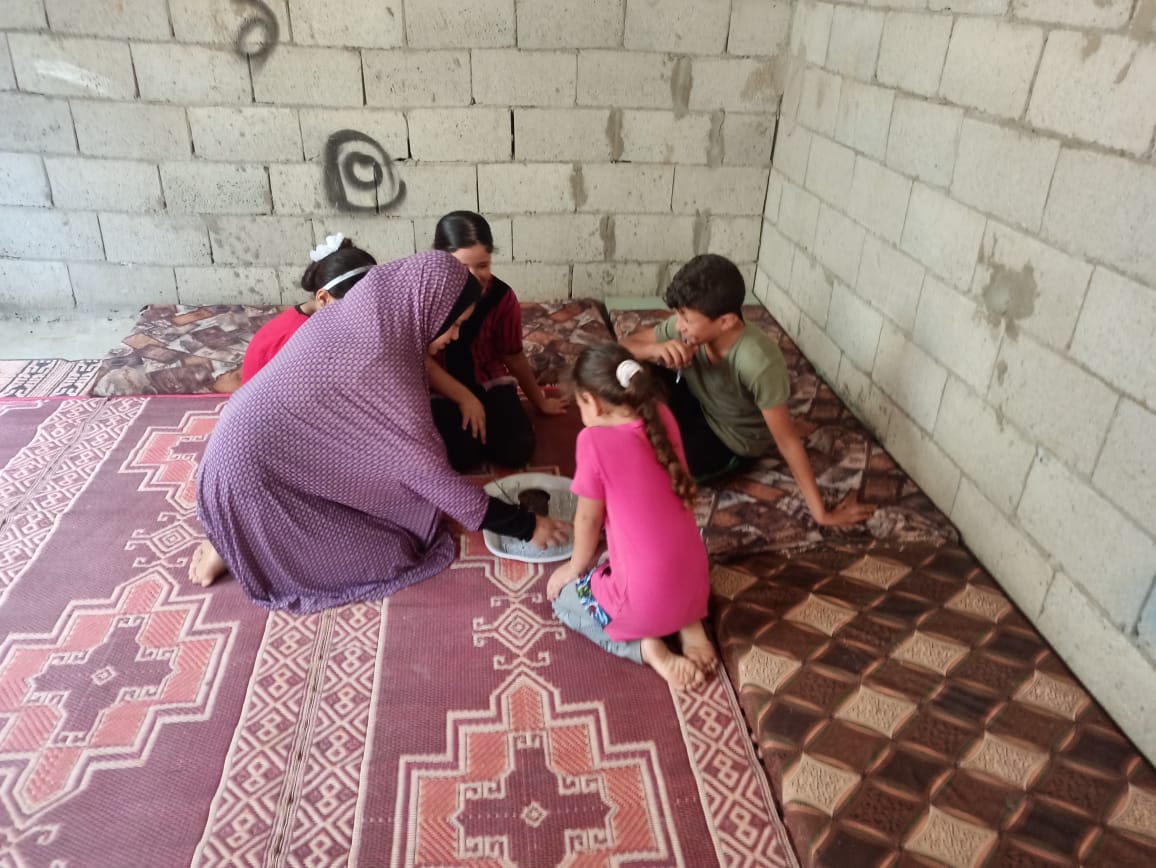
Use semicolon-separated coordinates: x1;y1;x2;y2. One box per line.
571;403;710;642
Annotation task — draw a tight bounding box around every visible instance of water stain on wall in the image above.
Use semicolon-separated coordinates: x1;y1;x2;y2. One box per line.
569;163;587;209
605;109;624;162
670;56;692;119
978;241;1038;338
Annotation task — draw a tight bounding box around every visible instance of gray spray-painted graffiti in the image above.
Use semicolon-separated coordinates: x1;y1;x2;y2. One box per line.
233;0;279;60
323;130;407;213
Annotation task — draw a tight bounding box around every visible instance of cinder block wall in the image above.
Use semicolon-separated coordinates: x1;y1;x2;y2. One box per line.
0;0;785;310
755;0;1156;759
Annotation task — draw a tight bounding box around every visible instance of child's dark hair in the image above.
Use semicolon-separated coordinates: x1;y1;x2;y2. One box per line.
663;253;745;320
433;210;494;253
301;238;376;298
572;343;697;509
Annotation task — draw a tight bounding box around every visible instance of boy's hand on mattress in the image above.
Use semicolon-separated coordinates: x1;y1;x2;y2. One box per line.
458;393;487;443
535;393;569;416
546;563;580;601
814;493;876;527
531;515;570;550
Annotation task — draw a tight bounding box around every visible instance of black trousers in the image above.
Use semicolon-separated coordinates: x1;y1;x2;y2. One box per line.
431;383;536;473
651;366;746;481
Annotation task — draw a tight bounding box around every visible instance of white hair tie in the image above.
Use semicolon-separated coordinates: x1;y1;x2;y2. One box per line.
310;232;345;262
616;359;643;388
319;265;371;293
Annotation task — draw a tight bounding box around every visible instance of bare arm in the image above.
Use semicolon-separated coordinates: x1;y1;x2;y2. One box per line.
546;496;605;599
762;405;875;527
505;351;568;415
425;356;486;442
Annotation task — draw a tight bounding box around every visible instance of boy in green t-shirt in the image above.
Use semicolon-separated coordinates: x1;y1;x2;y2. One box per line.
621;254;874;528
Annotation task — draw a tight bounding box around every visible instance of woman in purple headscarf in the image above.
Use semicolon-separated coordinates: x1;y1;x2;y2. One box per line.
188;250;566;614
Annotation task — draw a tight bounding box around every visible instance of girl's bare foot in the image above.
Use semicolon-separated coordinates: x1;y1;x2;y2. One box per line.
641;637;704;690
188;540;229;587
679;621;718;672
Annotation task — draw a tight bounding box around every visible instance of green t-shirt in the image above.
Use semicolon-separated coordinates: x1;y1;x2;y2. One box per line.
655;314;790;456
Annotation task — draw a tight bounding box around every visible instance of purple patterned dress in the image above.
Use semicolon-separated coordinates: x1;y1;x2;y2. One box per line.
196;251;489;613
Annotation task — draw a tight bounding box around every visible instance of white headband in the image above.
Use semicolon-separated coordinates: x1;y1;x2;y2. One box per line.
615;359;643;389
319;265;371;294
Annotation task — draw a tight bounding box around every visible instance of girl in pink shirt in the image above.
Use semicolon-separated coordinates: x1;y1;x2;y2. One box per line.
546;343;717;689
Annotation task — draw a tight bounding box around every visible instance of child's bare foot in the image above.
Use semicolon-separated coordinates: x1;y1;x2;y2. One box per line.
679;621;718;672
641;637;705;690
188;540;229;587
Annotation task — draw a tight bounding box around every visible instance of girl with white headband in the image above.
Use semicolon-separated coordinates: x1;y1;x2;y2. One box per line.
545;342;716;690
239;233;376;385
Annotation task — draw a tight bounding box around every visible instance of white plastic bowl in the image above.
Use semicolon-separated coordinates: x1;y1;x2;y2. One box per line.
482;472;576;563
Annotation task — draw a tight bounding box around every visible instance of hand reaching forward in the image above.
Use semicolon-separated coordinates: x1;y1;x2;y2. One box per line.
814;493;876;527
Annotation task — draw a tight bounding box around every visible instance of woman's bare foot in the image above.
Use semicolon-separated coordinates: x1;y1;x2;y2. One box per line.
188;540;229;587
679;621;718;672
641;637;705;690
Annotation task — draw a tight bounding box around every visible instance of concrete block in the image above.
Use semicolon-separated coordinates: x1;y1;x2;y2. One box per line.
288;0;404;48
950;478;1053;619
777;180;820;251
299;109;407;162
884;407;961;512
834;80;893;161
953;121;1058;232
132;44;251;105
939;18;1043;120
798;67;842;137
1144;593;1156;664
0;260;72;310
363;50;471;107
1095;399;1156;539
765;171;784;222
856;234;925;330
729;0;792;57
406;0;514;48
689;58;780;113
885;96;961;188
512;214;604;262
169;0;289;44
624;0;730;53
794;311;842;380
72;101;189;160
813;205;865;286
793;1;833;65
758;223;795;288
1;37;14;90
517;0;623;48
913;275;1001;392
1043;149;1156;289
935;377;1034;514
1028;32;1156;157
577;51;680;109
577;164;674;213
387;163;477;218
409;109;510;162
1020;453;1156;628
176;266;282;305
1070;268;1156;409
833;355;895;439
707;216;761;263
269;164;333;215
846;155;911;244
101;213;211;266
826;6;884;80
672;166;769;215
573;263;663;298
988;334;1117;475
826;281;882;372
873;321;948;431
614;215;696;261
876;11;952;98
252;47;363;107
8;34;134;99
1;0;47;29
493;262;570;300
207;216;312;266
1037;572;1156;764
788;250;833;327
900;183;985;290
44;0;169;38
930;0;1007;11
774;123;811;186
515;108;613;162
312;217;416;262
478;163;574;214
1012;0;1131;28
805;134;855;210
0;206;102;260
473;50;576;107
189;107;302;163
0;93;75;153
972;221;1092;352
753;268;802;337
722;113;775;166
620;111;712;164
161;163;270;215
68;262;177;308
0;153;50;207
45;157;162;212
